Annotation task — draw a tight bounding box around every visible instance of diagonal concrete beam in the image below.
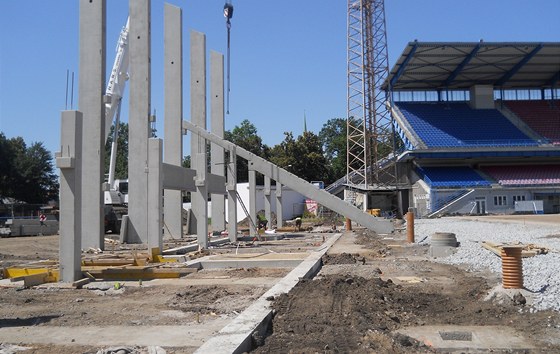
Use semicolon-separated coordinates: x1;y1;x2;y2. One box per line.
182;121;394;234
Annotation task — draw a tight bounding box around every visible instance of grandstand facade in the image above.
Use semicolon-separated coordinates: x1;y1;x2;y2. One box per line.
385;42;560;217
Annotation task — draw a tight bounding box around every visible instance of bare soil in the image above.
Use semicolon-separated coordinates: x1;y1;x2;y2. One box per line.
2;218;560;353
252;229;560;353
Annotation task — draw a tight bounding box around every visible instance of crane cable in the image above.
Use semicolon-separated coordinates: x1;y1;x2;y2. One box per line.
224;1;233;114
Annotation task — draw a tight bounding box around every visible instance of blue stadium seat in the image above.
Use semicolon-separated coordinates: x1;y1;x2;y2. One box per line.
419;166;492;188
397;102;538;148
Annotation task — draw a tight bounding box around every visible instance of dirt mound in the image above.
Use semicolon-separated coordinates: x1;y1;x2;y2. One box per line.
354;230;391;257
253;274;434;353
252;269;560;353
321;252;357;265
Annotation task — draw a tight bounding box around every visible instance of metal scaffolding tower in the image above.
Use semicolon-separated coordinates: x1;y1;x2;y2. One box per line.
346;0;396;194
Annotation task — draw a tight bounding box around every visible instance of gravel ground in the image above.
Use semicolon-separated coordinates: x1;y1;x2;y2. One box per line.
415;217;560;311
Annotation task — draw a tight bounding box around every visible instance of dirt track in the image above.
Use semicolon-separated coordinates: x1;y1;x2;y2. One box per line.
1;216;560;353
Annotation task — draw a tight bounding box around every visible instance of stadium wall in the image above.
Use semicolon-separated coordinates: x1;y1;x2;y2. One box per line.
411;179;560;216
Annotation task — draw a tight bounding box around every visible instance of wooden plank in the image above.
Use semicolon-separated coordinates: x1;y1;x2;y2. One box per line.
6;267;53;279
521;250;538;258
81;259;136;266
85;266;197;280
72;278;91;288
23;272;48;287
83;271;96;280
481;241;501;256
482;241;541;258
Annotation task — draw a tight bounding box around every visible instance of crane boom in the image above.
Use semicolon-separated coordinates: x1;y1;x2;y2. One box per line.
105;18;130;187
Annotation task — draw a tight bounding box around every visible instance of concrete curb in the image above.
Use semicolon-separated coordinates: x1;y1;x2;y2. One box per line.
194;233;342;354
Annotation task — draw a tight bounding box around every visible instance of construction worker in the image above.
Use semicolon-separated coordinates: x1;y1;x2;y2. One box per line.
294;217;302;232
257;214;268;233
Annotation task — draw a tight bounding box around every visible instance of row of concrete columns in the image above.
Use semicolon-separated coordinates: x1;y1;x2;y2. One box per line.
57;0;248;280
57;0;392;282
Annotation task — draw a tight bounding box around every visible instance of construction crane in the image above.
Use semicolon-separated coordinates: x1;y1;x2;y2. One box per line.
105;18;130;192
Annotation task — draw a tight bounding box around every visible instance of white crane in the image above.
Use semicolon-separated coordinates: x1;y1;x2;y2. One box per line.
104;18;129;205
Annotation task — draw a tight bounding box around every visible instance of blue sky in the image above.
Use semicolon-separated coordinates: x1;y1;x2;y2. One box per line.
1;0;559;158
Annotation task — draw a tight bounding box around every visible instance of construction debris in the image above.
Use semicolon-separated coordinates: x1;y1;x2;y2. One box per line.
482;241;549;258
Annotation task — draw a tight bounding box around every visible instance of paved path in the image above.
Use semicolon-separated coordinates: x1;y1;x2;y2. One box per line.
0;322;230;349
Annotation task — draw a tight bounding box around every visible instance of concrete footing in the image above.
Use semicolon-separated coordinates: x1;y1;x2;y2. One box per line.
396;325;535;351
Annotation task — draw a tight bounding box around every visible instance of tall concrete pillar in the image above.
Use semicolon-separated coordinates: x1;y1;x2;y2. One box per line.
264;176;272;229
148;139;163;253
227;146;237;242
127;0;151;243
276;182;283;228
249;168;257;236
190;31;208;248
57;111;83;282
78;0;106;249
163;4;183;240
210;51;226;232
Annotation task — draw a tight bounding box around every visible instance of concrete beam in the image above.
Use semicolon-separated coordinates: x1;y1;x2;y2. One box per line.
56;111;83;282
78;0;106;249
182;121;394;234
163;3;183;240
207;174;227;195
264;176;271;229
249;169;257;236
190;31;208;248
210;50;226;232
162;164;196;191
227;146;238;242
276;182;283;228
127;0;151;243
162;164;224;194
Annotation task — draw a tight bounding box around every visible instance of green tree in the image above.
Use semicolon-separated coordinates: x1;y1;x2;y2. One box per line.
0;133;16;198
224;119;269;183
319;118;348;183
270;131;330;183
104;123;129;180
182;155;191;169
0;133;58;203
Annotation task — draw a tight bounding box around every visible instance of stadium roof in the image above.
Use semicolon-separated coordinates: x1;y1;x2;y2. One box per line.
385;41;560;91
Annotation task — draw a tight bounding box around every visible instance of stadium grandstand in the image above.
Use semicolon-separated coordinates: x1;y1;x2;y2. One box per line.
384;41;560;217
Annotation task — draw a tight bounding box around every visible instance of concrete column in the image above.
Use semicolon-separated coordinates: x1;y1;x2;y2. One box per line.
276;182;283;228
227;146;237;242
190;31;208;248
127;0;151;243
249;168;257;236
78;0;105;249
163;4;183;240
210;51;226;232
148;139;163;253
264;176;271;229
469;85;494;109
57;111;83;282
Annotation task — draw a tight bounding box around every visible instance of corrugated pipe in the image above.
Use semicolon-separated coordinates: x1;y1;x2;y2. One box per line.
501;246;524;289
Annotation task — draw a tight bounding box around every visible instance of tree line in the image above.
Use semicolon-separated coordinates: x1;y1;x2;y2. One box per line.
0;117;350;204
0;133;58;204
106;117;350;186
